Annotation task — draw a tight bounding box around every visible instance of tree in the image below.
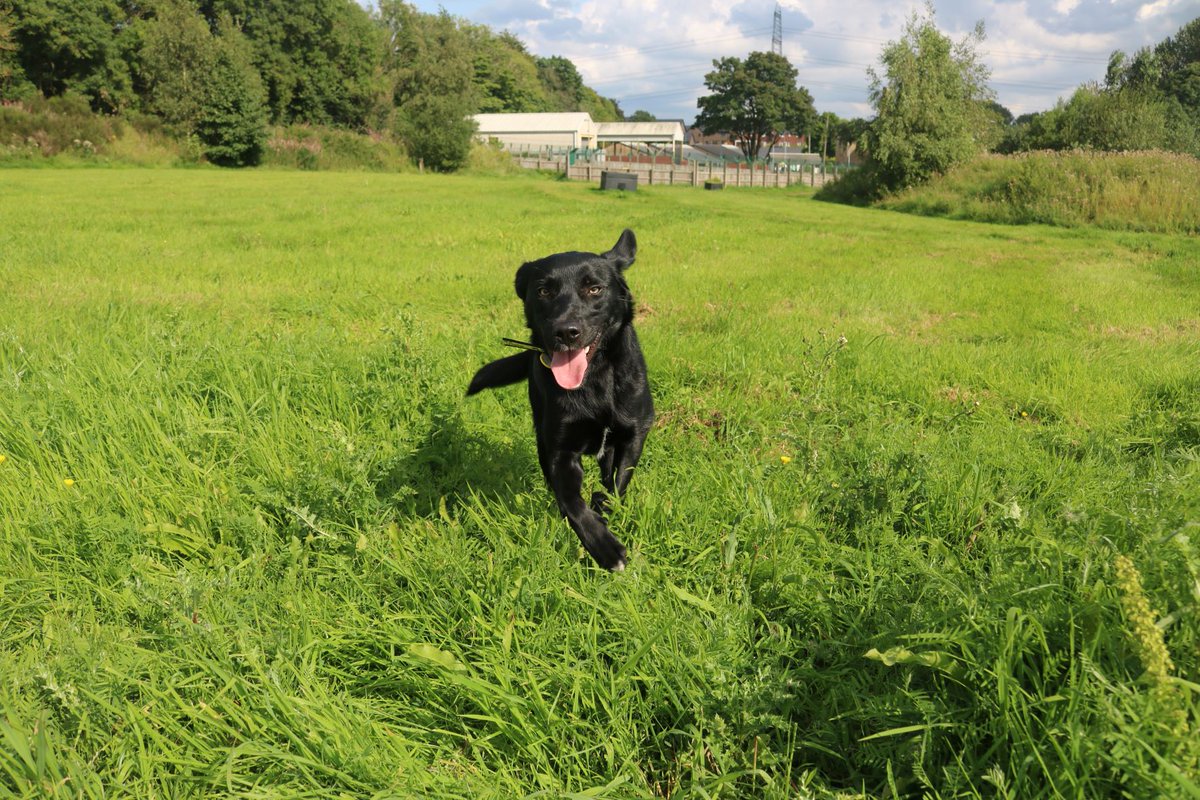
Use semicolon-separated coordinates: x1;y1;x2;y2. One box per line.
200;0;382;129
694;50;816;163
0;1;33;100
9;0;139;111
865;5;993;191
195;16;268;166
628;109;656;121
983;100;1014;126
1001;83;1198;155
380;2;477;171
1106;17;1200;131
139;0;217;133
536;55;584;108
465;25;546;113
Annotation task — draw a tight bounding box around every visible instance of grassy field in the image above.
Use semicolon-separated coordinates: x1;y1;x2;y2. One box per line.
1;168;1198;798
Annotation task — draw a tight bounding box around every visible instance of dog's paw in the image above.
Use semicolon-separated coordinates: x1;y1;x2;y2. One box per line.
593;539;627;572
578;518;627;572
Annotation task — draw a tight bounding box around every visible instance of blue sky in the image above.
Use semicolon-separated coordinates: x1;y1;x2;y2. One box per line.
374;0;1198;122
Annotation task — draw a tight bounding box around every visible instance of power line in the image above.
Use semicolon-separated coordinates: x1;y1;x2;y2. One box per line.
564;24;1111;69
568;28;772;64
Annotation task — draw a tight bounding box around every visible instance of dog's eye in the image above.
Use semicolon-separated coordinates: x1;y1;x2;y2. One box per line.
586;285;604;296
537;286;553;299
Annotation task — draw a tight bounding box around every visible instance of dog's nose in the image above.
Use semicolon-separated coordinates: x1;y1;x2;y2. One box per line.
555;326;582;346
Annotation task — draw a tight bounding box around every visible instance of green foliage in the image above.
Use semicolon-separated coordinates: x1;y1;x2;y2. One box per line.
1;0;620;172
535;55;584;109
531;54;622;121
194;17;268;166
380;3;477;172
0;1;33;100
200;0;384;129
1002;18;1200;158
628;109;657;122
262;124;410;171
1107;17;1200;126
865;5;994;191
466;26;547;114
0;93;120;159
695;50;817;162
2;169;1198;797
8;0;139;112
876;150;1200;233
138;0;217;134
999;84;1199;156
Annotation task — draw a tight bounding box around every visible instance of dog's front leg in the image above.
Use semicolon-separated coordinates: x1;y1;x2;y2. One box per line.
592;425;649;514
549;450;627;571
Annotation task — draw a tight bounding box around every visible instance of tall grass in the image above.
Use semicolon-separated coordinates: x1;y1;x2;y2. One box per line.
875;150;1200;234
0;100;420;172
1;169;1198;797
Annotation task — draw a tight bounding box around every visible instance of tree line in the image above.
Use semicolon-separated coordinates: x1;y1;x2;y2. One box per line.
0;0;623;169
3;0;1195;182
695;7;1198;200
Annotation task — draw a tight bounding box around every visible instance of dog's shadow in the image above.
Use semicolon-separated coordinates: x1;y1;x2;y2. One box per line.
377;404;541;520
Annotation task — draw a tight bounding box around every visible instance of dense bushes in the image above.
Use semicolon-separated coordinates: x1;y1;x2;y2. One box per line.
998;85;1199;157
875;150;1200;233
0;93;120;158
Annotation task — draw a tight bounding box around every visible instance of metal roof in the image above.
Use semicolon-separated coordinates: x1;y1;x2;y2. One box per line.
474;113;595;133
595;121;685;141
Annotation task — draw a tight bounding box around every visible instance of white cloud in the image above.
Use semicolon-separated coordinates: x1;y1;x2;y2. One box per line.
407;0;1197;120
1135;0;1175;20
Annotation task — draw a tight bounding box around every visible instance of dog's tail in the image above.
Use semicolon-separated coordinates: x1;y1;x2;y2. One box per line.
466;352;532;396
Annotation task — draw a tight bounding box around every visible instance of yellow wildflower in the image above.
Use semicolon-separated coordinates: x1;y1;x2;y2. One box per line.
63;478;75;487
780;456;792;464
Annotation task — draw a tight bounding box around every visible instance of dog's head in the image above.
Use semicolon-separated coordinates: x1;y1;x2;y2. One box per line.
513;229;637;390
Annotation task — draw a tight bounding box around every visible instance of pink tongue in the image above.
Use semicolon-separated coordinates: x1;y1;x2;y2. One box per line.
550;348;588;390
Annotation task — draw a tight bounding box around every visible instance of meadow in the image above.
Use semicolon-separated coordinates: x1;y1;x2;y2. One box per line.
0;168;1197;798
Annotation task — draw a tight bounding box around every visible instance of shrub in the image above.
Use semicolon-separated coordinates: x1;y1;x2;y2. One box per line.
0;93;119;158
194;21;268;167
263;125;410;172
877;149;1200;233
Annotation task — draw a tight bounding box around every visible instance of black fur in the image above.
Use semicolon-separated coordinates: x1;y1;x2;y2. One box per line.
467;229;654;571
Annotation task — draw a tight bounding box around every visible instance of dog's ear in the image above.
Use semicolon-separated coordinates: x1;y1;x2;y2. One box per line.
514;261;535;298
604;229;637;271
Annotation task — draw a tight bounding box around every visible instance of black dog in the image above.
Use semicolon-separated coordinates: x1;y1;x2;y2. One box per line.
467;229;653;571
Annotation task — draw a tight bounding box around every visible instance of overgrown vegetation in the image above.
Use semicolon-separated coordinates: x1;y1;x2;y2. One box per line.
1;169;1197;797
864;6;994;193
876;149;1200;233
0;0;624;170
997;18;1200;156
822;14;1199;207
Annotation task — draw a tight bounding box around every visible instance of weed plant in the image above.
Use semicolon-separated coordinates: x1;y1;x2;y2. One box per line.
0;169;1197;797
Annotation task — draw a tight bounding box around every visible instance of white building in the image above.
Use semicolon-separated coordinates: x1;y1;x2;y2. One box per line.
472;112;598;150
473;113;686;155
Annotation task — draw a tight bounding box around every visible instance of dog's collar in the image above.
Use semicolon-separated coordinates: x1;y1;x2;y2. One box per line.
502;337;553;368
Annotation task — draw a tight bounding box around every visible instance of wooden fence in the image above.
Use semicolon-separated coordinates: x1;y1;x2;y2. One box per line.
514;158;833;189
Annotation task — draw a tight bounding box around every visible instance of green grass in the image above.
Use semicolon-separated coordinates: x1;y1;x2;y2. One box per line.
1;168;1198;798
875;150;1200;234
